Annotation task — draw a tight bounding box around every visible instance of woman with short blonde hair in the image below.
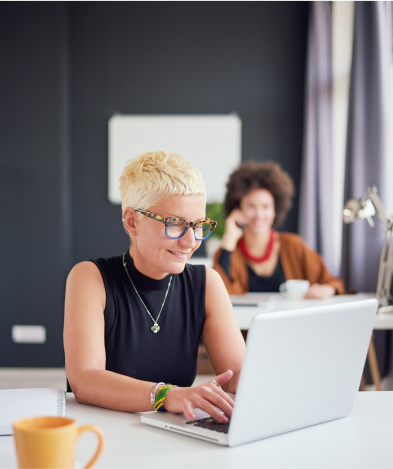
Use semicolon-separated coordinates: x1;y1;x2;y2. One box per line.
64;151;245;422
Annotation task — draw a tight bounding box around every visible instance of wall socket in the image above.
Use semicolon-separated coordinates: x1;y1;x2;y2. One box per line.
12;325;46;344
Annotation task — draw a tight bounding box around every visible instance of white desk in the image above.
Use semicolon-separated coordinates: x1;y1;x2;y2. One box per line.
232;293;393;330
1;392;393;468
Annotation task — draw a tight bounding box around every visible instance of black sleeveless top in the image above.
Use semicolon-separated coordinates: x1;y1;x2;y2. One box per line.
91;251;206;387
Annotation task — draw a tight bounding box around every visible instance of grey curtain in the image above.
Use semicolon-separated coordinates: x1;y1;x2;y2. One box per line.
298;2;335;273
342;1;391;293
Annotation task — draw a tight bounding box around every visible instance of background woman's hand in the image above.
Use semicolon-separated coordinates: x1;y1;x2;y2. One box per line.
304;283;335;299
163;370;235;422
221;209;248;251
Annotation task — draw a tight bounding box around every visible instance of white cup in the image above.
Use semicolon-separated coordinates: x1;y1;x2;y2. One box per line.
279;280;310;298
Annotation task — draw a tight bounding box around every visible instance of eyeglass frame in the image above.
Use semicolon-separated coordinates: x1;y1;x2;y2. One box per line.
135;209;217;241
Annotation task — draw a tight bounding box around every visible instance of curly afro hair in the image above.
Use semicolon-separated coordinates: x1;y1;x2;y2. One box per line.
224;160;295;228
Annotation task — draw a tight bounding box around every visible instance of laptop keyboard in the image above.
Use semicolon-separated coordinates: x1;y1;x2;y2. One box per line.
186;417;230;434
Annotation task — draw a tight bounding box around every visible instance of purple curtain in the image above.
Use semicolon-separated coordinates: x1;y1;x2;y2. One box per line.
342;1;391;293
298;2;334;273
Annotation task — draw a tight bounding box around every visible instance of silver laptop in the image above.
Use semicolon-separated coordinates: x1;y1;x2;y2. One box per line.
141;299;378;446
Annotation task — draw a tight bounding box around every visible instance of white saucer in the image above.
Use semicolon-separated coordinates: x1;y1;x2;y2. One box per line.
281;292;306;299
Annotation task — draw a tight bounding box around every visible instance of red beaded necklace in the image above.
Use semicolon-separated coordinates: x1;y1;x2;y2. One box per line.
239;230;276;263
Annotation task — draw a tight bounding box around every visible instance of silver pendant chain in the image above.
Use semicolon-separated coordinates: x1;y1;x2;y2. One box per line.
122;253;173;333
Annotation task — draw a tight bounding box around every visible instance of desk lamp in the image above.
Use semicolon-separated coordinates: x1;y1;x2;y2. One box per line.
343;186;393;314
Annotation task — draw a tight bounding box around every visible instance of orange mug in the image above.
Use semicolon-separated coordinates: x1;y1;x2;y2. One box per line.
13;416;104;469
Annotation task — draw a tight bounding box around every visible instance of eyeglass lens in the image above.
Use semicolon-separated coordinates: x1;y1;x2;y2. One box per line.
165;221;212;240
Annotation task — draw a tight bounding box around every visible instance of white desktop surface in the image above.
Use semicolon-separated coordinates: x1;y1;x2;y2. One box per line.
1;392;393;468
232;293;393;330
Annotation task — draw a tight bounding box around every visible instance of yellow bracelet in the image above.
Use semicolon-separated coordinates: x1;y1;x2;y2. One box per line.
154;384;177;412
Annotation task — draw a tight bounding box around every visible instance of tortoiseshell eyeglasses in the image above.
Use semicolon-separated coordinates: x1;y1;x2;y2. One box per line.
136;209;217;241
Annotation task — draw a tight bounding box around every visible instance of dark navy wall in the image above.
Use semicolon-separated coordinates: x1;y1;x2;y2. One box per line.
0;3;68;366
70;2;309;262
0;2;309;366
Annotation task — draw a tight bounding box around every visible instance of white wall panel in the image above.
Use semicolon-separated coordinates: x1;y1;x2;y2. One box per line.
108;114;242;204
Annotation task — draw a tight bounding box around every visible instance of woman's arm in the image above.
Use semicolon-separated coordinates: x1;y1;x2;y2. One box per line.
64;262;155;411
64;262;236;420
201;268;246;393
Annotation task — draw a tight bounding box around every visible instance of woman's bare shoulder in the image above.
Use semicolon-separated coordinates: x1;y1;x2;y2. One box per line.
205;267;232;312
66;261;105;301
68;261;101;281
205;265;226;286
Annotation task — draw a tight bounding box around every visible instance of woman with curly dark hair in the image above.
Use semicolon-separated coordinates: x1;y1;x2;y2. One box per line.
213;161;344;298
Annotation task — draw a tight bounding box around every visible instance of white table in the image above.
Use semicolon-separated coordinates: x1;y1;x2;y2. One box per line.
1;392;393;468
231;293;393;330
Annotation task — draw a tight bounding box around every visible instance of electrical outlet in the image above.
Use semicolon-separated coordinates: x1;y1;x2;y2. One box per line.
12;325;46;344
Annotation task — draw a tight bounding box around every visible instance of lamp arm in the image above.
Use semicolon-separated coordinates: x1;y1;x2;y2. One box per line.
366;188;389;226
385;231;393;299
376;228;393;307
344;186;393;311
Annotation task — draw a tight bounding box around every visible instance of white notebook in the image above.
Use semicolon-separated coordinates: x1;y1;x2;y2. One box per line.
230;294;270;307
0;388;66;436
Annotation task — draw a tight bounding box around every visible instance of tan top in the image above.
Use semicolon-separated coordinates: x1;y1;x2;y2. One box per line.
213;232;345;295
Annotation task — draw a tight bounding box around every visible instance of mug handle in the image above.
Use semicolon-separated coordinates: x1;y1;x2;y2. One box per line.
279;283;287;294
77;425;104;469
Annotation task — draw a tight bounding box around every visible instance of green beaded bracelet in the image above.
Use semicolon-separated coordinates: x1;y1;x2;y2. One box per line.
154;384;178;412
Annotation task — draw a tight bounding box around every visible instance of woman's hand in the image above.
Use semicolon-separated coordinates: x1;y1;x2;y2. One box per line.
222;368;241;394
304;283;335;299
163;370;235;422
221;209;248;251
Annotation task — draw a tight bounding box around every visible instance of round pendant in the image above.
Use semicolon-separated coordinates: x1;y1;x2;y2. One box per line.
151;324;160;333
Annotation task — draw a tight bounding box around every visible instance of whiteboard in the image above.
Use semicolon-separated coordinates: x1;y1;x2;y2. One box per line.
108;114;242;204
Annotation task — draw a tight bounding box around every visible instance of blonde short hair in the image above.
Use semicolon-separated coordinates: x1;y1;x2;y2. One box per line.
119;151;206;211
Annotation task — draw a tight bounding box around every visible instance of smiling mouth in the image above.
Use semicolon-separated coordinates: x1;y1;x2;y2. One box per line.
168;250;189;258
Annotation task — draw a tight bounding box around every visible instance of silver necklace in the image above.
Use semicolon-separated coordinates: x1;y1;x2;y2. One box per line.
122;253;173;333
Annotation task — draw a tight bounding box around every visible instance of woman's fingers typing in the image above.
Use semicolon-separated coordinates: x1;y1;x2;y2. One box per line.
191;394;229;422
200;385;234;412
182;398;196;420
164;370;235;421
185;386;233;421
